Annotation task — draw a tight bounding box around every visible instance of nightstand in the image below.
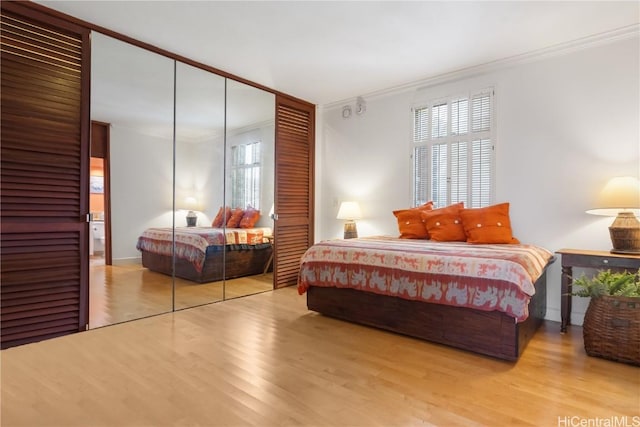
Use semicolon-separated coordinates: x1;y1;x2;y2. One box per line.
556;249;640;332
263;235;274;274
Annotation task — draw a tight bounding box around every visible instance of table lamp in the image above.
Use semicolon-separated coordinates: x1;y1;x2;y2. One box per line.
586;176;640;254
337;201;362;239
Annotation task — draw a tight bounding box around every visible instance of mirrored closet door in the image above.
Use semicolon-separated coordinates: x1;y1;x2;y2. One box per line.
173;62;226;310
223;80;275;300
89;32;175;328
88;32;276;327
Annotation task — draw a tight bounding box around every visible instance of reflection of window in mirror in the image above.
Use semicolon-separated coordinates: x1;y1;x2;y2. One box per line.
231;141;261;210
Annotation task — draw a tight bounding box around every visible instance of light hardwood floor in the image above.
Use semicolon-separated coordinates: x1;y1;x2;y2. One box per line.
89;257;273;328
2;287;639;426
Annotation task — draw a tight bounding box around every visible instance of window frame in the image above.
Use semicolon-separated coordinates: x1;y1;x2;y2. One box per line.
411;88;496;209
229;140;262;210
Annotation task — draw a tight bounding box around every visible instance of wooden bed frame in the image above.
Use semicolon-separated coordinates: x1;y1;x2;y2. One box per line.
141;244;272;283
306;268;551;361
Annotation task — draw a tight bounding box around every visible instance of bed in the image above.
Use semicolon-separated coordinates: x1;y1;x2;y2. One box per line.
137;226;273;283
297;237;555;361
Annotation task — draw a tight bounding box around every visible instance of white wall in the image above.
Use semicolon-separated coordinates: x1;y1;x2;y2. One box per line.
176;134;224;227
316;34;640;325
110;125;174;261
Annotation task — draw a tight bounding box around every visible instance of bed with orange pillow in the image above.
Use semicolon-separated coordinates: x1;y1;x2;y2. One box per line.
297;202;555;361
137;206;272;283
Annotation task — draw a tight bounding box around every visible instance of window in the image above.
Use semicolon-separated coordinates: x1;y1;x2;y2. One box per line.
230;141;261;210
412;89;494;208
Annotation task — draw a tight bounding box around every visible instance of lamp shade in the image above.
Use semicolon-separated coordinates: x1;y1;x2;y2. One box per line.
586;176;640;217
183;196;198;211
336;201;362;220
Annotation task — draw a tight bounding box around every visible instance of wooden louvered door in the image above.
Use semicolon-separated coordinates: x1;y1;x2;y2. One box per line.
0;4;90;349
274;96;315;288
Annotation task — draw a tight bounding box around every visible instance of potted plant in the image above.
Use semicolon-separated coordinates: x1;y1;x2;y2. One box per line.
572;269;640;365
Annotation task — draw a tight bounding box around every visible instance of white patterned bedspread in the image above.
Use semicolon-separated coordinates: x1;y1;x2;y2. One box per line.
136;227;271;272
297;237;554;322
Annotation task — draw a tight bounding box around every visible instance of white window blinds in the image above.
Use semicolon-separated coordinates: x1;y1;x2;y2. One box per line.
230;141;261;210
412;89;494;208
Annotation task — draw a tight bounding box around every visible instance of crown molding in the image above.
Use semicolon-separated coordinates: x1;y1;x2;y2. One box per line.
322;24;639;110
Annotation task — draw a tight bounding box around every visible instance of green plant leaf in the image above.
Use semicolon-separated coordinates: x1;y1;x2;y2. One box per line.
571;268;640;298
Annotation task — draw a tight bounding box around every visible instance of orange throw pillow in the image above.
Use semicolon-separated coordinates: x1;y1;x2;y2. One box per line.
416;201;434;210
226;207;244;228
212;206;231;228
460;203;520;244
393;202;434;239
239;207;260;228
420;202;466;242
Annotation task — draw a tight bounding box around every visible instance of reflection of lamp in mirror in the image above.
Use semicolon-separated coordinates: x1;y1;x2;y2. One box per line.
184;196;198;227
586;176;640;254
337;201;362;239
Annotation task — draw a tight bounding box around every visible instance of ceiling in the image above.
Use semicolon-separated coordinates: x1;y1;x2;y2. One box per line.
38;1;639;106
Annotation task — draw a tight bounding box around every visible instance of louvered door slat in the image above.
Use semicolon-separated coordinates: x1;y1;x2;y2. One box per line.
0;4;89;349
274;97;315;288
0;50;81;82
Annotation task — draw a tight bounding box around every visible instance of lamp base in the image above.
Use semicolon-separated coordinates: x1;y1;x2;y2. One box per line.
609;211;640;254
186;211;197;227
343;221;358;239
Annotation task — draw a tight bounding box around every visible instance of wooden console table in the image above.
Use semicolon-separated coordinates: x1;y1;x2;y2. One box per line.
263;235;275;274
556;249;640;332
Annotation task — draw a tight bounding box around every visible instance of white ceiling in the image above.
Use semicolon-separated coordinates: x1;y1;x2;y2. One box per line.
38;1;639;106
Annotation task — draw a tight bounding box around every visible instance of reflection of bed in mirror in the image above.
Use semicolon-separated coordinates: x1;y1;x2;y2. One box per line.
137;227;273;283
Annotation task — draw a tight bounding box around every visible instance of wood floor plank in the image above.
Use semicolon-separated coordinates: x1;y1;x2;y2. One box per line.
1;286;639;426
89;257;273;328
